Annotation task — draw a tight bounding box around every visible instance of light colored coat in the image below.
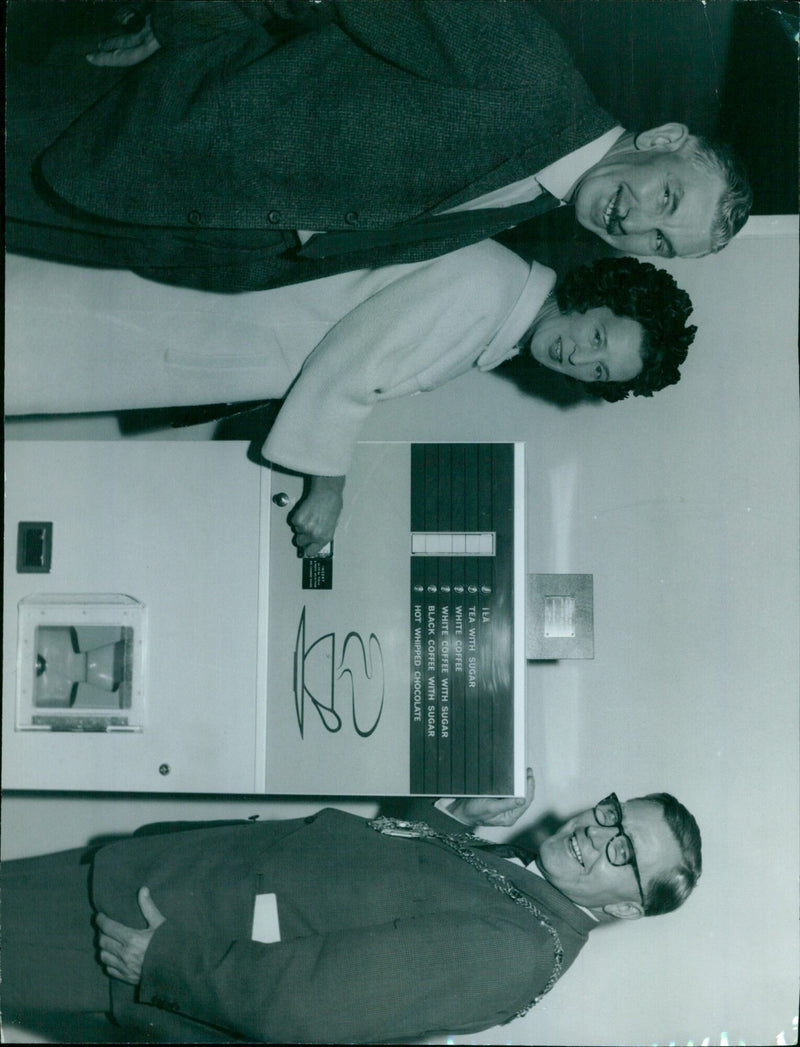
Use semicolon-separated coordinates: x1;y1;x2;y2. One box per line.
6;241;555;476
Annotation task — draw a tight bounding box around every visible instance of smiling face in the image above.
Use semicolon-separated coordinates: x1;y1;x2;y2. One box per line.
536;799;683;918
528;302;643;385
571;124;725;258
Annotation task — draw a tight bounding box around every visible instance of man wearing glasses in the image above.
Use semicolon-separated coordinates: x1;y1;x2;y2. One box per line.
530;790;694;919
2;775;701;1042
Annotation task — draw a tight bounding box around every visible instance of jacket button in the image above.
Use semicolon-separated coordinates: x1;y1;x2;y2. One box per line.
187;210;201;225
267;210;282;224
345;210;359;225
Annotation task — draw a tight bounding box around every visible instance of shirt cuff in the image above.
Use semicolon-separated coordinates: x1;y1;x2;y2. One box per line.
434;797;471;825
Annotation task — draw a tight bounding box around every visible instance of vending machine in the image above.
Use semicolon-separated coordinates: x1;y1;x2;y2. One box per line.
3;441;527;796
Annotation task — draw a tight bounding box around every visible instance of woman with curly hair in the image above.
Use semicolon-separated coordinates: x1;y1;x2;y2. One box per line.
6;242;695;553
525;254;696;402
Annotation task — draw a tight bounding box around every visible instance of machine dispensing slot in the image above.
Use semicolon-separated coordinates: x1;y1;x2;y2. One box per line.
16;595;146;731
17;522;53;573
34;625;134;709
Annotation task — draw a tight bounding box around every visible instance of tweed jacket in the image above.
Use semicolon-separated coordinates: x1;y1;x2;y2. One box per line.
27;0;615;290
92;801;594;1043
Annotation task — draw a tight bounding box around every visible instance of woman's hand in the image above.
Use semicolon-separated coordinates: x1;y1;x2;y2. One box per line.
288;474;346;557
86;12;161;67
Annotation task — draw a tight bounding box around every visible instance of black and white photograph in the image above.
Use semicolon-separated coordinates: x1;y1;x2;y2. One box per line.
3;1;798;1043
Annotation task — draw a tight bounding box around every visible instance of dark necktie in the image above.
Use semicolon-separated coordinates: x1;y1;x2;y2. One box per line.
472;840;538;866
298;190;560;259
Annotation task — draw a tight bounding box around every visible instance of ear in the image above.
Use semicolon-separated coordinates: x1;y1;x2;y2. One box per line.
601;900;644;921
634;123;690;152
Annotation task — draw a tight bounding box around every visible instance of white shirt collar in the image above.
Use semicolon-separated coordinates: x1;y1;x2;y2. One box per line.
524;860;600;922
438;126;626;215
537;125;625;202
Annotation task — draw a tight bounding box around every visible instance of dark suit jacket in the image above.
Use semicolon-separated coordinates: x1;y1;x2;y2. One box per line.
92;802;593;1043
11;0;614;290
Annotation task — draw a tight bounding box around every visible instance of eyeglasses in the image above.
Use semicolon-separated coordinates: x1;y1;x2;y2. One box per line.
593;792;645;906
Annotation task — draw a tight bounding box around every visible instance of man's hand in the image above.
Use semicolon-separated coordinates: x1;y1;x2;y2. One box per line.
446;767;535;827
86;13;161;67
288;474;346;557
96;886;165;985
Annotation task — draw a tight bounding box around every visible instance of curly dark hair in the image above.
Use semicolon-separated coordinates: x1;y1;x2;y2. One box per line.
553;256;697;402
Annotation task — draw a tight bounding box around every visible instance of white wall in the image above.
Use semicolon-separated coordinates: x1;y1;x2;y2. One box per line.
4;225;798;1046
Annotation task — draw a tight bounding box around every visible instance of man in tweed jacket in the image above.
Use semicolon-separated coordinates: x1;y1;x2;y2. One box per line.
6;1;750;291
2;779;702;1043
